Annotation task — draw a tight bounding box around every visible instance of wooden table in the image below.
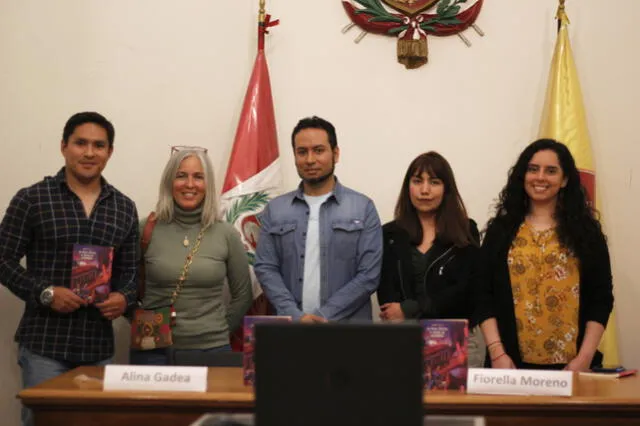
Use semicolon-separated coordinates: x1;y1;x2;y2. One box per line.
18;366;640;426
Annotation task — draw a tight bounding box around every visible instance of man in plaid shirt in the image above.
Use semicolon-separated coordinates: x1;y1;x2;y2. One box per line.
0;112;138;426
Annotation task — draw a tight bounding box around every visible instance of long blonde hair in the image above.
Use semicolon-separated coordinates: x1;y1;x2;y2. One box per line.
154;149;218;228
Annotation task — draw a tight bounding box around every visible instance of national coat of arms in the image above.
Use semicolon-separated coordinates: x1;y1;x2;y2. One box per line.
342;0;484;69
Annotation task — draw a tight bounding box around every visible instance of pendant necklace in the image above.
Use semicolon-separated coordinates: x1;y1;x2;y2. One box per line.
183;235;189;247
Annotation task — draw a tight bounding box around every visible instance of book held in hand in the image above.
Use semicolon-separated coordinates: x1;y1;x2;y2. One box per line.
71;244;114;303
242;315;292;386
421;319;469;392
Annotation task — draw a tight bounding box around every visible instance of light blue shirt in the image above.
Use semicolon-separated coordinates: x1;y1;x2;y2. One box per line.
302;192;332;314
254;179;383;321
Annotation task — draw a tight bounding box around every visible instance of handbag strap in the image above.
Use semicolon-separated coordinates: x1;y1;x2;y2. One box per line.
169;226;206;304
138;212;158;301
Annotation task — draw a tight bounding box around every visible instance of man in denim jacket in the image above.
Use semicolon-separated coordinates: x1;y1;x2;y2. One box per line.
255;116;382;322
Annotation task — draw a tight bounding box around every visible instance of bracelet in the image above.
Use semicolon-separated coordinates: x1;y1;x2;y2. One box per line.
491;352;507;362
486;340;502;349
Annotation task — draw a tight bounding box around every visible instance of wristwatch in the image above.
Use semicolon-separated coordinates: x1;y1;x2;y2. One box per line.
40;286;55;306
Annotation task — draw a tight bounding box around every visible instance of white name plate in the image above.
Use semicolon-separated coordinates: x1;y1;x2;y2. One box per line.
467;368;573;396
103;365;208;392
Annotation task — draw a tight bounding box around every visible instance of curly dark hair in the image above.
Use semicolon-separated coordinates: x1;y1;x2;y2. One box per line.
488;138;604;257
395;151;476;248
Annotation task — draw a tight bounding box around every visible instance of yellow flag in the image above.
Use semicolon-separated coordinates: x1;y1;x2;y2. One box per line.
538;2;619;366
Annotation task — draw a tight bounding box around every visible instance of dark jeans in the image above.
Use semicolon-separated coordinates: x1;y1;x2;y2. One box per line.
18;346;112;426
129;344;232;366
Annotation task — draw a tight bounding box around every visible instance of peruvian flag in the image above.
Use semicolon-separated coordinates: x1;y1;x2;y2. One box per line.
220;12;281;351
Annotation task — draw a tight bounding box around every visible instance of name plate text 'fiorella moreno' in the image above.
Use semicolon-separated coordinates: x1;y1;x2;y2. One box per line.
466;368;573;396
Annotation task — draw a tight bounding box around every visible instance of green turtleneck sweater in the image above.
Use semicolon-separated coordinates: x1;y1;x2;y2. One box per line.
140;206;252;349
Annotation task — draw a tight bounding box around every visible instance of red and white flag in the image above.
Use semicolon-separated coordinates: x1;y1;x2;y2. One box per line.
220;11;281;351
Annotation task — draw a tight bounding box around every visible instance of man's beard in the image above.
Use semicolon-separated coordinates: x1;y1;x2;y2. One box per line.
300;163;335;186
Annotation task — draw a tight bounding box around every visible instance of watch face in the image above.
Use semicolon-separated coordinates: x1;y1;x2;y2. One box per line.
40;287;54;305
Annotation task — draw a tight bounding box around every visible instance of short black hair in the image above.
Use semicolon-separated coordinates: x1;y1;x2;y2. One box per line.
291;116;337;149
62;112;115;148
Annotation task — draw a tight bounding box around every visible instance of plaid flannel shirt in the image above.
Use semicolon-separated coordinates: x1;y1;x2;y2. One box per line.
0;168;138;362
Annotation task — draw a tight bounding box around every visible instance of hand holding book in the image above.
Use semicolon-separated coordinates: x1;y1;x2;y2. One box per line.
95;292;127;320
50;286;87;313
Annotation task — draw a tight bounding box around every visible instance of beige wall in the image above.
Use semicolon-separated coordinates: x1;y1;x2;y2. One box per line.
1;0;638;424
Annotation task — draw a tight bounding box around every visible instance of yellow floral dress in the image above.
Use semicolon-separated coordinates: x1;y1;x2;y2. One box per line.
508;222;580;364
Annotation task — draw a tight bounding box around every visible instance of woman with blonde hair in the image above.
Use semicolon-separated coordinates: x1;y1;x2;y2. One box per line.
130;147;252;365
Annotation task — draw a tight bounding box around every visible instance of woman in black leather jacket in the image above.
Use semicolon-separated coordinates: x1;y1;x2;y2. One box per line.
377;152;479;322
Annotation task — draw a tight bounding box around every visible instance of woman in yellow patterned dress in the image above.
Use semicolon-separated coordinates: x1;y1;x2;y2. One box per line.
475;139;613;371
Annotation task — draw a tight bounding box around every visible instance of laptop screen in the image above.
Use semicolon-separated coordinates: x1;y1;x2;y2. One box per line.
254;322;423;426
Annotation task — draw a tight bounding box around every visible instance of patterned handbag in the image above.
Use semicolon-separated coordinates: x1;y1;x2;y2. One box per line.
130;305;175;350
130;224;205;351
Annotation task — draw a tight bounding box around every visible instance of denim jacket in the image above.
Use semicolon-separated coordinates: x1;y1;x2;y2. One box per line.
254;179;382;321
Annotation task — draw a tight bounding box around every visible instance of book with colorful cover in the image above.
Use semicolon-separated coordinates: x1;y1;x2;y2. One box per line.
242;315;292;386
71;244;113;303
421;319;469;392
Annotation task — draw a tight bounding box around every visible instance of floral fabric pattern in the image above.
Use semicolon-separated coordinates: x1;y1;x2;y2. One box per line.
508;222;580;364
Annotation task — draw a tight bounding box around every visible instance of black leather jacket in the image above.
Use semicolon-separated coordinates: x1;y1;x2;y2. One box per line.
377;220;479;322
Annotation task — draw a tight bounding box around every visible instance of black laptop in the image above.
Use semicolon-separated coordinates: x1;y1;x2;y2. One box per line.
254;322;424;426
